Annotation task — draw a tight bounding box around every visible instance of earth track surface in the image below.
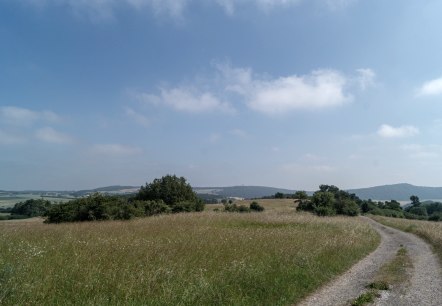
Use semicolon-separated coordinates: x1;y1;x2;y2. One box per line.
298;217;442;306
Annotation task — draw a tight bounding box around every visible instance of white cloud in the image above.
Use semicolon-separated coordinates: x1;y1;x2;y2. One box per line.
125;107;150;127
91;144;143;156
141;87;235;114
0;106;60;126
377;124;419;138
356;68;376;90
417;77;442;96
137;63;372;116
324;0;356;10
35;127;73;144
218;64;352;114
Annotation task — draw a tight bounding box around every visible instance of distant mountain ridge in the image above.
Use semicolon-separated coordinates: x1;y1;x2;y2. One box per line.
348;183;442;201
3;183;442;202
194;186;296;199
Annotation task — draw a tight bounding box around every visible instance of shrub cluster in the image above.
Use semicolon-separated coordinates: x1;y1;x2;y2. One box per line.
45;175;205;223
223;201;265;213
296;185;360;217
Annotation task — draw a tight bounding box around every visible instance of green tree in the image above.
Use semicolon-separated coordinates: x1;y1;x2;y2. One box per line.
410;195;420;207
136;175;204;211
274;192;284;199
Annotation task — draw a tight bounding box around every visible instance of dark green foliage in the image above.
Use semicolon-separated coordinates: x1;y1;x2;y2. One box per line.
408;206;428;217
314;206;336;216
45;194;171;223
10;199;52;217
410;195;420;206
250;201;264;212
429;212;442;221
136;174;200;206
404;211;428;220
293;190;309;200
223;203;251;213
274;192;284;199
384;200;402;211
369;208;405;218
296;185;361;217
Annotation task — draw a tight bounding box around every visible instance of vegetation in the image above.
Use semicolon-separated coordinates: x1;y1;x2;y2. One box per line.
0;209;379;305
370;215;442;263
296;185;360;216
222;201;265;213
351;247;411;306
44;175;204;223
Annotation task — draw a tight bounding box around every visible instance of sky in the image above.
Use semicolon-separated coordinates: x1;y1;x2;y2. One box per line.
1;0;442;191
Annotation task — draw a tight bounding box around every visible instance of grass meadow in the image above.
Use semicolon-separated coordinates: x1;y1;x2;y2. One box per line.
370;215;442;263
0;202;379;305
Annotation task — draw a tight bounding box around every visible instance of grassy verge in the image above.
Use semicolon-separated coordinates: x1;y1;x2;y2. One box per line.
370;215;442;263
0;211;379;305
351;247;412;306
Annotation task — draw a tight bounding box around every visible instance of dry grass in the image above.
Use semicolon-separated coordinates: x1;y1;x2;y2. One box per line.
0;209;379;305
370;216;442;263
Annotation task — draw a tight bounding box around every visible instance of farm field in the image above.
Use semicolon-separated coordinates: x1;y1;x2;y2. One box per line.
0;194;74;208
370;215;442;263
0;201;380;305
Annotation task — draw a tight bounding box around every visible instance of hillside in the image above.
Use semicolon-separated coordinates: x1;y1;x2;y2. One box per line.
348;183;442;201
193;186;296;199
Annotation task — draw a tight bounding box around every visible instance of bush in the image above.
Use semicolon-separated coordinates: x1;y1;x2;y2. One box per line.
428;212;442;222
404;211;428;220
10;199;52;217
369;208;405;218
314;206;336;216
250;201;264;212
223;203;250;213
408;206;428;217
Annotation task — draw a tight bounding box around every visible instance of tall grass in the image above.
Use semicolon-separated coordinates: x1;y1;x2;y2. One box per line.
370;216;442;263
0;211;379;305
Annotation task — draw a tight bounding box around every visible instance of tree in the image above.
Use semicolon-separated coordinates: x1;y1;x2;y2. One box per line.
136;175;204;211
410;195;420;207
293;191;308;200
274;192;284;199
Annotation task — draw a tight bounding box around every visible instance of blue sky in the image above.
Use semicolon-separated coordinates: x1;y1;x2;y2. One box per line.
1;0;442;190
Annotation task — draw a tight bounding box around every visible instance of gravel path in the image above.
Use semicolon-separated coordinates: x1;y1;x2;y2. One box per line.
298;217;442;306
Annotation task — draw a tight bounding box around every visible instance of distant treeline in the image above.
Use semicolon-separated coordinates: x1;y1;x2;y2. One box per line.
1;175;205;223
292;185;442;221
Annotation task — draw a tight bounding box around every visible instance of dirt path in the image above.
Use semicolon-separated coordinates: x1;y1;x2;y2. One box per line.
298;217;442;306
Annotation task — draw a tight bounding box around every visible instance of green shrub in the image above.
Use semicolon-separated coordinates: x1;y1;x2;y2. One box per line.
314;206;336;216
250;201;264;212
428;212;442;222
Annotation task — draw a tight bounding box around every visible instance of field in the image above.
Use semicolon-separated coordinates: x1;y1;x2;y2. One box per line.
0;201;380;305
370;215;442;263
0;194;73;208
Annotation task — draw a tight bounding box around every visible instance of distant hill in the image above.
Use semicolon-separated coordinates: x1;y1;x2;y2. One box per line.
71;186;139;197
348;183;442;201
194;186;296;199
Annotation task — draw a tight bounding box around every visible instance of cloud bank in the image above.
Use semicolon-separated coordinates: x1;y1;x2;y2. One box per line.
138;63;373;115
377;124;419;138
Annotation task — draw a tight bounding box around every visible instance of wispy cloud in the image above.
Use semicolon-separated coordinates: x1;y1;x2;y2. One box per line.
90;143;143;156
0;106;60;126
125;107;150;127
20;0;357;21
139;86;235;114
377;124;419;138
35;127;73;144
230;128;248;138
417;77;442;96
356;68;376;90
136;63;373;116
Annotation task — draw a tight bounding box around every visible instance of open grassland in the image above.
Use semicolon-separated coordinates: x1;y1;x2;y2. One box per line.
370;216;442;263
0;210;379;305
